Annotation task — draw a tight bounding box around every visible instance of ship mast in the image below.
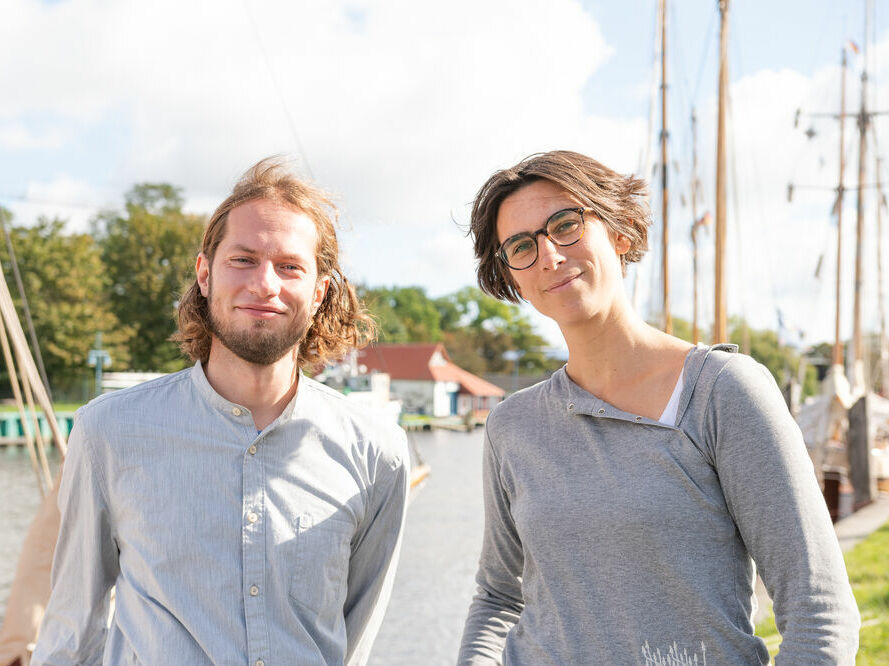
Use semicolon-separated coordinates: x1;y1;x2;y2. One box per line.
851;7;871;394
691;110;701;344
714;0;729;343
877;157;888;392
690;110;710;346
659;0;671;333
834;48;848;369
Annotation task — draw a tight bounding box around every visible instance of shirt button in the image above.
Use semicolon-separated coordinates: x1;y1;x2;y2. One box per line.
248;445;257;455
635;416;643;422
256;660;264;666
597;408;606;415
249;585;259;596
567;403;574;411
232;407;242;416
247;512;258;523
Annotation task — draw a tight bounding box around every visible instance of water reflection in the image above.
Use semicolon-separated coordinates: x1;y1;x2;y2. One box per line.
0;445;61;614
369;428;485;665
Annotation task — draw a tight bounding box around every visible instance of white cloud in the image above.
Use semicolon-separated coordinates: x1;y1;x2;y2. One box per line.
3;175;106;231
3;0;889;349
0;123;66;150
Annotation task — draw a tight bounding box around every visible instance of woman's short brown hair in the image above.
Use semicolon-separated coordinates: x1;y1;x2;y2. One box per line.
470;150;650;303
172;157;375;367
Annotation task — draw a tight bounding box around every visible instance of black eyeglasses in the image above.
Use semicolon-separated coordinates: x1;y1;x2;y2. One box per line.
497;207;588;270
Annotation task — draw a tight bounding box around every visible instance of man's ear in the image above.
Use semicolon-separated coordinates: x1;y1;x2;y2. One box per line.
196;253;210;297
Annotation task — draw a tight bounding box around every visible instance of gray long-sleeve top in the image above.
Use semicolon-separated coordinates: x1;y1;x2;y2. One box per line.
458;345;859;665
33;362;409;666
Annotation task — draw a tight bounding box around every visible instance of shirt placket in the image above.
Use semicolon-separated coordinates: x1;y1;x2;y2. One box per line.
242;425;270;666
567;397;675;430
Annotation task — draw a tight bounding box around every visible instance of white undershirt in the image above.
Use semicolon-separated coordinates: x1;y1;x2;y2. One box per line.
657;368;684;426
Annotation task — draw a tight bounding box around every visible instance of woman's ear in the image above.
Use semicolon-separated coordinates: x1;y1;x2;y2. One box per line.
614;234;631;255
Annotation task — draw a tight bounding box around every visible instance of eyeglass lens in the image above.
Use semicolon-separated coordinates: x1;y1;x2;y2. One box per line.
500;209;585;270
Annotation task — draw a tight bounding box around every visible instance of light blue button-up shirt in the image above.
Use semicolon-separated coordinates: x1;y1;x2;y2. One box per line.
33;362;409;666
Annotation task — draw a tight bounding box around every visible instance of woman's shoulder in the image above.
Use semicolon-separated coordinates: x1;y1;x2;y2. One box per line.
684;345;785;424
703;348;777;394
486;368;567;434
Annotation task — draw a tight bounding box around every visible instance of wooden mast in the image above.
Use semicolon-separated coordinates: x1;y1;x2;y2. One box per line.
659;0;671;333
691;109;701;344
834;48;848;368
714;0;729;343
851;23;869;393
877;156;888;392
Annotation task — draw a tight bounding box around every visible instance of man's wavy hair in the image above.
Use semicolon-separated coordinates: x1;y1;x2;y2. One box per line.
173;157;375;368
470;150;651;303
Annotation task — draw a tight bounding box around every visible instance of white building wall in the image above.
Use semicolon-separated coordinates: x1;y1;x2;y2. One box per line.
432;381;460;417
388;379;463;416
389;380;436;414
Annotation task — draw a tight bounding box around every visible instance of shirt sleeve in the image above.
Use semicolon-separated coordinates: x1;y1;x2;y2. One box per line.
343;426;410;666
457;430;524;666
31;411;120;666
704;355;860;664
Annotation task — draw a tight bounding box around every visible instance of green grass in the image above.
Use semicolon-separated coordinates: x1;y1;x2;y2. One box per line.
755;520;889;662
399;413;431;427
0;403;83;413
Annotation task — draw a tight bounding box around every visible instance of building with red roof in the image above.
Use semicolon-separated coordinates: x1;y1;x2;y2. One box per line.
357;343;505;417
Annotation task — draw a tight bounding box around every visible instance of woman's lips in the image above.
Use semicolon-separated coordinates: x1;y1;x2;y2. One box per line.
545;273;582;293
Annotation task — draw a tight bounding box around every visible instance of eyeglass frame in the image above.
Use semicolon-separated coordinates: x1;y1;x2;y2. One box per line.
496;207;590;270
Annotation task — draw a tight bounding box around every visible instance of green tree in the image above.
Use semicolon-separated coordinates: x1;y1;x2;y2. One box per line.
94;184;205;372
358;284;559;375
0;210;132;398
359;285;444;343
435;287;558;375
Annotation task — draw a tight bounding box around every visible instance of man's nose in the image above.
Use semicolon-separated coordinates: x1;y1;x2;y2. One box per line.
250;261;281;296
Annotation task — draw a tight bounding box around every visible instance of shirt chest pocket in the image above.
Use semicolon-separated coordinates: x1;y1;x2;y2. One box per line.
288;512;355;616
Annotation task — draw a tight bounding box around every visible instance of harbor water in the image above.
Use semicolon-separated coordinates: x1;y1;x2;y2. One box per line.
369;428;484;665
0;446;61;614
0;428;485;663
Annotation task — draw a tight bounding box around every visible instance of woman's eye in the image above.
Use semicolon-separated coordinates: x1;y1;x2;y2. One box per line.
553;220;579;235
510;240;533;256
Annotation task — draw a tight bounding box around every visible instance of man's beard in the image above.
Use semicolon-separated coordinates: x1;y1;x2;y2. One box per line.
206;287;311;366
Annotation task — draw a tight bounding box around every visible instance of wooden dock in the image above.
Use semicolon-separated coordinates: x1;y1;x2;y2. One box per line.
0;412;75;447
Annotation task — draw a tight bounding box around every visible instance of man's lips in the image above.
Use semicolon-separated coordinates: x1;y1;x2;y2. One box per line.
236;304;286;317
544;273;582;292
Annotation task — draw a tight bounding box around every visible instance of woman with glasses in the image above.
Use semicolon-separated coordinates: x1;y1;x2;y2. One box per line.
457;150;859;664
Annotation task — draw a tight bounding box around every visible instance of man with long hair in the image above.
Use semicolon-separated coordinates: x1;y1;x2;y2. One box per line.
33;158;409;666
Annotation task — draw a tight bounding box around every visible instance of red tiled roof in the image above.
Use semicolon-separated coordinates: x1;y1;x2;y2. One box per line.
430;362;505;397
357;343;446;381
357;343;504;397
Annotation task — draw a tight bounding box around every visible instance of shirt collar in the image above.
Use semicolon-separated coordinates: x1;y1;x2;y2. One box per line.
556;343;738;425
189;360;306;428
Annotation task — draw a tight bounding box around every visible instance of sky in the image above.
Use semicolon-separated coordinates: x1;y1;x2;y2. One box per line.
1;0;888;355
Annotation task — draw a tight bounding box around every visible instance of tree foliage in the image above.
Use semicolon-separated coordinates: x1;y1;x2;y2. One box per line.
359;285;444;343
94;184;205;372
359;284;560;376
0;210;132;395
